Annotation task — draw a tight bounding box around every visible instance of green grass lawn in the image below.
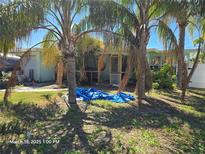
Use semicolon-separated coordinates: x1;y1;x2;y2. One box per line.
0;89;205;154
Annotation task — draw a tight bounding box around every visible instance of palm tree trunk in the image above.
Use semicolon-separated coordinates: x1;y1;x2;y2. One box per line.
136;59;146;103
118;52;135;92
67;57;77;105
56;60;64;86
178;23;188;101
187;43;201;82
182;42;202;101
62;42;77;107
136;32;147;103
177;59;183;88
145;58;152;92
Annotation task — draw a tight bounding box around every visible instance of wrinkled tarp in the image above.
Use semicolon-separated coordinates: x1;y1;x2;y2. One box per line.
76;87;135;103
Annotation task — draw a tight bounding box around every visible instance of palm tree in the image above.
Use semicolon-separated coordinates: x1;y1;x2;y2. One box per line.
157;0;205;101
89;0;166;104
2;0;103;108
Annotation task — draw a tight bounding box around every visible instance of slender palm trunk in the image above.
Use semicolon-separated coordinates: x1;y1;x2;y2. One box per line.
177;60;183;88
187;43;201;82
145;58;152;92
56;59;64;86
182;43;202;101
62;43;77;108
178;23;188;101
118;55;134;92
136;28;147;103
67;57;77;105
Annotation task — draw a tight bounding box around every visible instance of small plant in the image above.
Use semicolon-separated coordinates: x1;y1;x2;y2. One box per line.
152;82;159;89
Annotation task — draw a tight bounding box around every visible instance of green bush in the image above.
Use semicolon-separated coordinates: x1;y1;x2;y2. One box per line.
153;64;176;90
152;82;160;89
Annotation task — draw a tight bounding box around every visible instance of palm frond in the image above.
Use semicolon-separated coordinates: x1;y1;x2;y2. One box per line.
41;31;60;66
89;0;139;30
157;20;178;51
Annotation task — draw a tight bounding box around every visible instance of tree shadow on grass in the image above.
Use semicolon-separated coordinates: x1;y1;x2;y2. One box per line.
1;93;205;153
86;97;205;153
87;96;205;131
161;91;205;113
189;88;205;96
0;100;96;154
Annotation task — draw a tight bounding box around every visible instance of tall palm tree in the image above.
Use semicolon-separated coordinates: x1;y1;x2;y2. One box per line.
157;0;205;101
2;0;103;108
89;0;166;103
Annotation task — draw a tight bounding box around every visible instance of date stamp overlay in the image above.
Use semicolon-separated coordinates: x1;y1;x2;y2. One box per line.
7;139;60;145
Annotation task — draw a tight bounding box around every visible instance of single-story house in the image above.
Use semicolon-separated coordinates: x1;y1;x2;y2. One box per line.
11;48;55;82
8;47;205;88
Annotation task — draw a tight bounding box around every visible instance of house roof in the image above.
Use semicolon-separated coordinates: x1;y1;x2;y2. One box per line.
0;54;20;72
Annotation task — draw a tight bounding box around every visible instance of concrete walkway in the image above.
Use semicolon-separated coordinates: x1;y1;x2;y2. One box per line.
0;84;67;92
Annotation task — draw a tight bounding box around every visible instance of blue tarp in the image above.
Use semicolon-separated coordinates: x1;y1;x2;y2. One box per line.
76;87;135;103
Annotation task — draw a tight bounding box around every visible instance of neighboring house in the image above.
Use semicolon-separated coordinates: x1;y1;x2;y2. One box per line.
188;63;205;88
186;49;205;88
11;48;55;83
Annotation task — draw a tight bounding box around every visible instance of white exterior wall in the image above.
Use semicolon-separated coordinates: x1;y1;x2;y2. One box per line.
20;50;55;82
22;54;40;81
189;64;205;89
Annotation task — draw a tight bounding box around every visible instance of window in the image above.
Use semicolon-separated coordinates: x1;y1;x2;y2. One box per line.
111;56;118;73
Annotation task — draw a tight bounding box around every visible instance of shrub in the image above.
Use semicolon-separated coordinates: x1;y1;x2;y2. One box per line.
152;82;160;89
153;64;176;90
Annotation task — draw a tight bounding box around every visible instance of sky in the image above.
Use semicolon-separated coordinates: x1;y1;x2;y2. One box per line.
18;13;199;50
19;26;198;50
